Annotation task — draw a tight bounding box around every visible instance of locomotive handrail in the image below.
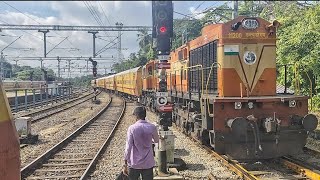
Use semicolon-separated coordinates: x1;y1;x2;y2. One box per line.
205;62;221;116
305;72;313;110
293;62;314;110
168;64;204;113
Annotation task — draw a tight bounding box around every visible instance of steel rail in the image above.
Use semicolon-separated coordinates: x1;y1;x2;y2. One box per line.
280;148;320;180
21;95;114;178
172;125;259;180
21;91;91;117
11;89;86;112
30;91;98;123
80;97;126;179
174;123;320;179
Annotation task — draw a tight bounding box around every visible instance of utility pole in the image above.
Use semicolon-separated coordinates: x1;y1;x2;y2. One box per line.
40;58;43;68
0;52;3;80
88;31;99;58
232;0;239;19
115;22;123;62
104;66;108;75
67;59;71;82
38;30;49;58
13;59;19;66
57;56;61;81
0;36;22;80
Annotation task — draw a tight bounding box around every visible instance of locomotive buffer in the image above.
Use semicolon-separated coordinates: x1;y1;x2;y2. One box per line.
152;2;184;178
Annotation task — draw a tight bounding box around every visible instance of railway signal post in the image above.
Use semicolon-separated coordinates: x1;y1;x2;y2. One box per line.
152;1;182;177
89;57;99;103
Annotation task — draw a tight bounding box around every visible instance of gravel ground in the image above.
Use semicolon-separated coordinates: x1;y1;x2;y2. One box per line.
88;105;320;180
13;91;90;118
27;95;124;178
88;102;136;179
90;108;238;179
20;92;110;168
146;111;238;180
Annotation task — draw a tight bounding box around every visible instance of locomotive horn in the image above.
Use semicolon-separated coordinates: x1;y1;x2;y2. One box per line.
266;20;280;36
272;20;280;28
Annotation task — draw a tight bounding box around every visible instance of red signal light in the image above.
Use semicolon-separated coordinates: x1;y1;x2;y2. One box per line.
159;26;167;33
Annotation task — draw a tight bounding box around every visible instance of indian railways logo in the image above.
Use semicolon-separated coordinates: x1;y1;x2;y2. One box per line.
243;51;257;65
242;18;259;30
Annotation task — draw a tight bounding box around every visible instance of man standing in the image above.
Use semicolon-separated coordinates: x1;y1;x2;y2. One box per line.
123;106;159;180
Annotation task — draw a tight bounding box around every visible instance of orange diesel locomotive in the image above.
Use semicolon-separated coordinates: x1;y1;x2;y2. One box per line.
96;16;318;160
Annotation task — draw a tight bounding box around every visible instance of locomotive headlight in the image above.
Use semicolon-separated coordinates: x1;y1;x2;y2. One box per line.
235;102;242;109
289;100;296;108
248;102;254;109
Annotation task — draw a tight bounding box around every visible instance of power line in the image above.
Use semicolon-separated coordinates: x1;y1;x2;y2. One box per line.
194;1;206;12
0;19;55;45
97;1;114;42
97;1;112;25
2;1;81;56
2;1;42;25
174;11;198;20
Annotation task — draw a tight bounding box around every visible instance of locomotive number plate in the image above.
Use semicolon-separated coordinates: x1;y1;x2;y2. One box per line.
156;92;168;97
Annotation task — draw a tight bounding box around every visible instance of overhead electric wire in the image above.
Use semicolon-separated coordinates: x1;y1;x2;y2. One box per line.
2;1;42;25
194;1;206;12
174;11;198;20
83;1;119;57
2;1;81;56
0;19;55;45
97;1;112;26
95;36;119;55
87;1;114;42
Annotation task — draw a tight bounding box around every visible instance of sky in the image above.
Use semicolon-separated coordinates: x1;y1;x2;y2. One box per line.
0;1;228;78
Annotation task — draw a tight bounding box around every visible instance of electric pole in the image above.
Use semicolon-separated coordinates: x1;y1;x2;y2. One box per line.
38;30;49;58
57;56;61;81
0;52;4;80
88;31;99;58
115;22;123;62
232;0;239;19
67;59;71;82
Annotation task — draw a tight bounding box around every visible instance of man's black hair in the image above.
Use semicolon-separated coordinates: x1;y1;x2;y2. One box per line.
133;106;146;120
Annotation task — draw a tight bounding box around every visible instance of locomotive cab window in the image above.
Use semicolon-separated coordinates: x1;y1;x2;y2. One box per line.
148;66;152;76
142;67;146;78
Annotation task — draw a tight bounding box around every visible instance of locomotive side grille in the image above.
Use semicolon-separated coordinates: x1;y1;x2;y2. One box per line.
189;40;218;94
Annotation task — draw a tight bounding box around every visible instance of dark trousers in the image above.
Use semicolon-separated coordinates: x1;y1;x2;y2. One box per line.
128;167;153;180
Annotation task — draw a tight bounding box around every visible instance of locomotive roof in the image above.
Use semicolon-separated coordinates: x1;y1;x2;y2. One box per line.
115;66;141;76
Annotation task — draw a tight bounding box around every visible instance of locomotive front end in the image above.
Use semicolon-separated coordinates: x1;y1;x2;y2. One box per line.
208;16;318;160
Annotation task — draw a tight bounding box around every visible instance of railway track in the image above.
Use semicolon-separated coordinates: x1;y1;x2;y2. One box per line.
21;96;125;179
173;125;320;180
19;91;98;123
11;89;89;112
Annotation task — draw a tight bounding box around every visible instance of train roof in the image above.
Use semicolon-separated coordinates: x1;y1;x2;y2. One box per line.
116;66;141;76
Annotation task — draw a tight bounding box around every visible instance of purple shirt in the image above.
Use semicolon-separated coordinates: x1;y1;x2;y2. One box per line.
124;120;159;169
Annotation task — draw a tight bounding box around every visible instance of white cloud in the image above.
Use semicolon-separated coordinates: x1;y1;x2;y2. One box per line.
0;1;213;77
189;7;205;19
